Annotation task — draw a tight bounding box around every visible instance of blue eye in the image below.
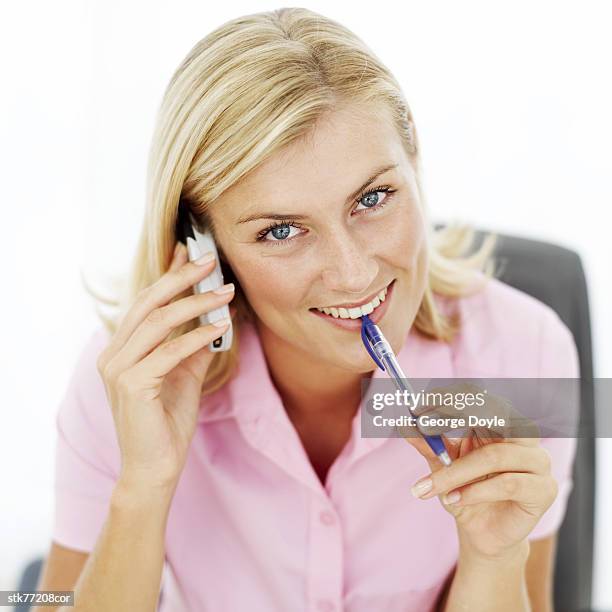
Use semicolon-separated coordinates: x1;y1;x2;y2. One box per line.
256;221;303;245
270;225;291;240
354;186;394;212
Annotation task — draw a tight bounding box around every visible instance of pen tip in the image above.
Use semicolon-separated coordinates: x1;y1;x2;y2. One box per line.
439;451;452;466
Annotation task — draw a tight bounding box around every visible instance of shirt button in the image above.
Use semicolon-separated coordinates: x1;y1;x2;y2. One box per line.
317;599;335;612
319;510;336;526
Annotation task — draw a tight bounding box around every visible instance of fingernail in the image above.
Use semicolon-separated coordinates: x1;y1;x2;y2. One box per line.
411;478;433;498
213;283;235;295
443;490;461;504
212;317;231;328
195;251;215;265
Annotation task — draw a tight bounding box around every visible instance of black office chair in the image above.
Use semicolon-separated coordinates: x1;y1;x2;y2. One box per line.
16;228;596;612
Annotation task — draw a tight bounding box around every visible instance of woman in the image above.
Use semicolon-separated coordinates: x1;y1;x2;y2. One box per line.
37;8;579;612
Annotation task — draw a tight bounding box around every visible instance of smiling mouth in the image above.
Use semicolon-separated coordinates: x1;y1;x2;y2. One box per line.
310;281;393;320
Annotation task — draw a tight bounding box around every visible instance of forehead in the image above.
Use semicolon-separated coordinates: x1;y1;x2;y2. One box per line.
212;104;407;220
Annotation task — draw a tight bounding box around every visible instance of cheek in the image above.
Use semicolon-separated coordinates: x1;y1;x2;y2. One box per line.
377;203;425;264
229;254;304;310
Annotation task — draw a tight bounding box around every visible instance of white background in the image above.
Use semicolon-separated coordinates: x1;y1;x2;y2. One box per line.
1;0;610;607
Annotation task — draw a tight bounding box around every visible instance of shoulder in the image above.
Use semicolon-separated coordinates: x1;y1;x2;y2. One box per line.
56;324;120;476
71;325;113;387
63;325;113;406
440;274;579;377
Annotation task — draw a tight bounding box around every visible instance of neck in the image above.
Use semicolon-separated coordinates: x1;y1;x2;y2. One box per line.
255;320;373;424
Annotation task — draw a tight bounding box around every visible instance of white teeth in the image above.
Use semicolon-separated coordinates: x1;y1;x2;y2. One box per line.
360;302;374;315
315;284;390;319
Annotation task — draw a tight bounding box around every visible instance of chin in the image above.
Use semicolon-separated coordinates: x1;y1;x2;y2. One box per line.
345;334;385;373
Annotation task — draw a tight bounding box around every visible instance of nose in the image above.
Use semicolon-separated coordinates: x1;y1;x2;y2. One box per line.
320;228;379;294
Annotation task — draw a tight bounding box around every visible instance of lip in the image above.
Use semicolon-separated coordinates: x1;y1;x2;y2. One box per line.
309;279;396;330
315;282;393;310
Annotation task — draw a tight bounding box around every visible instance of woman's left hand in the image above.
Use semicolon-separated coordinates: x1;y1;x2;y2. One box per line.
404;387;558;560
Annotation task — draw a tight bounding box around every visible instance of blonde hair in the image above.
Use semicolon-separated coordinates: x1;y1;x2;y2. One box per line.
85;7;499;395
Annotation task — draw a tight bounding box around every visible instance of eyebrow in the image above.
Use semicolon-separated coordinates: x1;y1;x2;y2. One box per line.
236;163;399;224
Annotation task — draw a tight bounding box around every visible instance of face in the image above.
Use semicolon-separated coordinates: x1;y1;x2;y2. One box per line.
209;103;429;373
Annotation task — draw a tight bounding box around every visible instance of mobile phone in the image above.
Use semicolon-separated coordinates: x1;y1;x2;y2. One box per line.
175;202;233;352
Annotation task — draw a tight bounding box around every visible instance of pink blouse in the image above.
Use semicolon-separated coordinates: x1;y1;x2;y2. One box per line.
52;277;579;611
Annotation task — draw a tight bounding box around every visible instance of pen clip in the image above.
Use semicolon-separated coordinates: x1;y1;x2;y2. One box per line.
360;315;386;372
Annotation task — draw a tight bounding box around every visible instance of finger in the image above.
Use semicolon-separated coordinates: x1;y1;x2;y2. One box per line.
403;427;489;473
110;285;235;373
168;242;188;273
127;320;231;388
496;435;541;447
401;435;444;469
102;253;218;363
440;472;558;509
441;432;463;458
409;433;489;490
429;432;468;464
410;442;551;499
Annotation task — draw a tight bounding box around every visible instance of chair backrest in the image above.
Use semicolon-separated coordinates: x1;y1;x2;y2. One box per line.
438;225;596;612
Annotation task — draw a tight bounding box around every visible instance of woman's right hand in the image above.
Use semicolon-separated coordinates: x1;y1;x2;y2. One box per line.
96;242;235;492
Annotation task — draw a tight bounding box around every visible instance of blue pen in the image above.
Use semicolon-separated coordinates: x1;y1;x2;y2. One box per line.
360;314;452;467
